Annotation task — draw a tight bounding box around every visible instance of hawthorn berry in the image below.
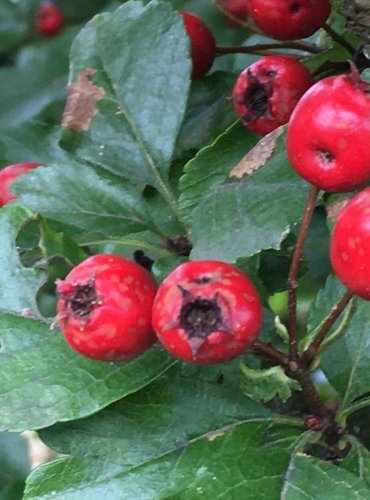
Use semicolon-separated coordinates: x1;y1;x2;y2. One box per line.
152;260;263;364
232;55;313;135
0;163;40;207
218;0;250;24
179;11;216;79
330;188;370;299
287;66;370;192
248;0;331;40
35;2;64;37
56;254;158;361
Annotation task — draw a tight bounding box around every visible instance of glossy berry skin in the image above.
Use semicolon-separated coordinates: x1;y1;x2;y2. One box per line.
35;2;64;37
287;71;370;192
232;55;313;135
0;163;40;207
152;260;263;364
56;254;158;361
330;188;370;299
218;0;250;24
179;11;216;79
248;0;331;40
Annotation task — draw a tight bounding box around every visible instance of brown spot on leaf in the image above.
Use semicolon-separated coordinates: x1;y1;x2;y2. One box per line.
229;126;284;179
62;68;105;132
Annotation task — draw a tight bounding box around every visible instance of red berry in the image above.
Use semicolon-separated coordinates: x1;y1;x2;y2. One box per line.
0;163;40;207
151;260;263;364
232;55;313;135
248;0;331;40
56;254;158;361
330;188;370;299
179;11;216;79
35;2;64;37
218;0;250;24
287;68;370;192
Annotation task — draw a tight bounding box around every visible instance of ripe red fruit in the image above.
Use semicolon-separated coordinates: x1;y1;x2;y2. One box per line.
35;2;64;37
218;0;250;24
232;55;313;135
287;67;370;192
248;0;331;40
330;188;370;299
0;163;40;207
56;254;158;361
179;11;216;79
152;260;263;364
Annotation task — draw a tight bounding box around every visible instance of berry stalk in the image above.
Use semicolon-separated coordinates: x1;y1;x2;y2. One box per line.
301;289;354;367
216;41;321;55
287;186;319;361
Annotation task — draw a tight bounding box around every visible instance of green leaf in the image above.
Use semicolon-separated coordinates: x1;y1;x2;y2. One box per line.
38;217;88;266
241;363;300;403
176;71;238;154
24;364;302;499
190;129;310;261
0;205;45;316
60;2;191;213
0;314;174;431
0;121;69;167
281;453;370;499
0;28;78;128
0;2;27;51
179;121;258;222
0;431;29;500
14;161;156;237
342;436;370;488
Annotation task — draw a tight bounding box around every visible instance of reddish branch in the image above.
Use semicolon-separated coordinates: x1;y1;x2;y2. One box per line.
301;290;354;367
216;41;320;56
288;186;319;361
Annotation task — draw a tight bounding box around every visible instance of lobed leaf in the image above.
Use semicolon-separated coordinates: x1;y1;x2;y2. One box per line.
24;363;302;499
281;453;370;499
60;1;191;210
0;314;174;432
0;205;45;317
14;161;156;238
189;130;310;261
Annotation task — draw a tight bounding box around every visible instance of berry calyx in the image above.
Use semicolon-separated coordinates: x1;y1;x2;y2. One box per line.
286;68;370;192
330;188;370;299
35;2;64;37
56;254;158;361
179;11;216;79
151;260;263;364
0;163;40;207
232;55;313;135
248;0;331;40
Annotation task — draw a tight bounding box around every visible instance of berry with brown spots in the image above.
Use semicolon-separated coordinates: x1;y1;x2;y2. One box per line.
56;254;158;361
151;260;263;364
232;55;313;135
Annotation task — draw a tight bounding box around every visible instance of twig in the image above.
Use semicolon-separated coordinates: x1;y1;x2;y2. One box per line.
216;41;321;56
323;23;356;56
251;340;289;366
301;290;353;367
287;186;319;361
